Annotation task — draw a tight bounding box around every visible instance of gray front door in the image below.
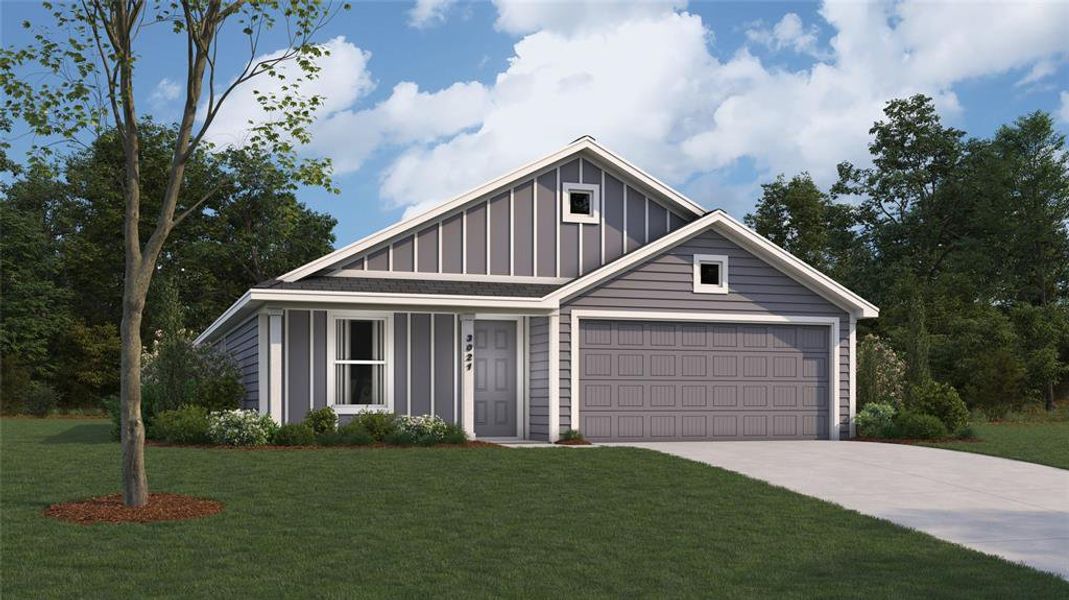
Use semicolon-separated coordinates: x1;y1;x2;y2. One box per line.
474;320;517;437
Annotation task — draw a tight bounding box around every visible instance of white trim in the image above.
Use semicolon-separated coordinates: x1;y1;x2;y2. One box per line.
484;199;490;274
644;197;649;244
430;314;436;416
325;271;569;287
194;290;251;345
568;309;842;440
533;177;539;277
548;311;561;443
437;223;443;273
523;316;531;440
555;167;561;278
308;311;315;413
454;315;460;424
693;254;730;295
284;309;290;424
622;185;628;254
471;315;526;439
599;169;606;265
460;315;476;437
548;210;879;319
462;209;468;274
509;188;515;276
249;288;552;309
413;232;418;272
325;310;394;415
849;316;857;439
406;313;412;416
267;309;283;424
256;313;269;414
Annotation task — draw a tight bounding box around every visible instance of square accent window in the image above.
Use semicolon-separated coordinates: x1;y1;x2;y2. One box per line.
561;182;600;224
329;315;391;412
693;254;729;294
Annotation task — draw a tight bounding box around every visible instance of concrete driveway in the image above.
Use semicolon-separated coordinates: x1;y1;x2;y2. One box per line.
610;441;1069;579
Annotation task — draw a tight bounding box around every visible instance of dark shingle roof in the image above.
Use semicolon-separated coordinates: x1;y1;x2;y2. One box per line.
255;276;560;298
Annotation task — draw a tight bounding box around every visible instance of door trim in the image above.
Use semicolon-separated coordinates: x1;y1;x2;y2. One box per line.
473;315;526;439
569;309;841;441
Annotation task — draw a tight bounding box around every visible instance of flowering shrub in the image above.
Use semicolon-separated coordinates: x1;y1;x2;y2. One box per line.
386;414;467;445
207;409;278;446
854;402;897;438
857;334;906;410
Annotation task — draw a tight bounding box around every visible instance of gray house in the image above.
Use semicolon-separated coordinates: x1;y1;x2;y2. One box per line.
195;136;878;442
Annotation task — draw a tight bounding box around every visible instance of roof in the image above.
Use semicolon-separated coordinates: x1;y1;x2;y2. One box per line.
256;276;560;298
274;136;708;283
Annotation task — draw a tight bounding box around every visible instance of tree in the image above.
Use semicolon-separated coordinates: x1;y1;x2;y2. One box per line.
2;1;345;506
745;172;861;279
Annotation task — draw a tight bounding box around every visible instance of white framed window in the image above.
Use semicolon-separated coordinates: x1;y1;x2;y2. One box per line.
693;254;729;294
326;311;393;414
561;182;600;224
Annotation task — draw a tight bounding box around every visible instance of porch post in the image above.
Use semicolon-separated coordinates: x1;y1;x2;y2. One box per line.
459;314;476;439
548;310;561;443
267;308;284;424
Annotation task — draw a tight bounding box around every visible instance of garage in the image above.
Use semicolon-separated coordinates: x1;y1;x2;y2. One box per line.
577;319;832;441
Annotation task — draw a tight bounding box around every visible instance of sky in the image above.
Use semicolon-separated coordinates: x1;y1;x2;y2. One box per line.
3;0;1068;248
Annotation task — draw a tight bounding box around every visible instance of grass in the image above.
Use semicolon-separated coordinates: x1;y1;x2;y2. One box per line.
921;420;1069;469
3;419;1067;599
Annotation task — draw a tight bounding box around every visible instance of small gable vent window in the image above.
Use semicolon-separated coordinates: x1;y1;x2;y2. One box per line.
561;182;600;224
693;254;729;294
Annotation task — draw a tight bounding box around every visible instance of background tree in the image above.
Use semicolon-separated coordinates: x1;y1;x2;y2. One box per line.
1;0;345;506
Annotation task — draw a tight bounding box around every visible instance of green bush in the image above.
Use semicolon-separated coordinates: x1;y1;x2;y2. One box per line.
150;405;210;444
857;335;906;410
892;411;948;440
304;407;338;435
207;409;278;446
274;423;316;446
348;412;398;441
24;381;58;418
954;423;977;439
439;423;468;445
908;380;969;433
317;420;374;446
560;428;585;442
854;402;897;438
383;428;424;446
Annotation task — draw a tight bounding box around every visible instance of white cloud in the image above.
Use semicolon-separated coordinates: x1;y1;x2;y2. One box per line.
491;0;686;36
746;13;825;58
1059;91;1069;123
409;0;456;29
216;1;1069;219
1015;59;1057;87
151;78;182;104
203;36;374;147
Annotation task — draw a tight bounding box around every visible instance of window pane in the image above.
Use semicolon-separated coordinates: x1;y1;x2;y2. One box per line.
336;319;383;361
335;363;385;405
700;262;720;285
569;192;591;215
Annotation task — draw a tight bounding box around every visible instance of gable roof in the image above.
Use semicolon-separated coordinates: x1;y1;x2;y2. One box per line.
275;136;707;283
548;209;879;319
256;276;561;297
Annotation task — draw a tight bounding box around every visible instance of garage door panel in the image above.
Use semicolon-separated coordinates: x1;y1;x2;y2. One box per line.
579;320;829;441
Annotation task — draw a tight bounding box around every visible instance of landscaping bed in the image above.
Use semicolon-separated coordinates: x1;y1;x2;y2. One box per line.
44;493;223;525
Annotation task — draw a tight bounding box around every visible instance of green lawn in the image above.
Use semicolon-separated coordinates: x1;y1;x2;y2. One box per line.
921;421;1069;469
3;419;1066;599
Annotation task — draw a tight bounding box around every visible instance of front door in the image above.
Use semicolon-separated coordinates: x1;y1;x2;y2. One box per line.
474;320;517;437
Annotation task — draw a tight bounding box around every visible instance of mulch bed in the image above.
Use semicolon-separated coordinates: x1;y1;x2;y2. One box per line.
44;493;223;525
555;438;592;446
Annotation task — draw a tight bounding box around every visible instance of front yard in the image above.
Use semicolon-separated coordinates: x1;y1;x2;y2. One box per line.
921;421;1069;469
2;419;1067;599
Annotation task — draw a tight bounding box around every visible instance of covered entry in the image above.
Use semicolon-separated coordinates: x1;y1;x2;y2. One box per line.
576;317;834;442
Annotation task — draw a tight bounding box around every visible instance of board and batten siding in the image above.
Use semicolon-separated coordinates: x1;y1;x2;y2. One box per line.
324;155;694;280
283;310;459;425
215;315;259;410
560;228;852;438
528;316;551;440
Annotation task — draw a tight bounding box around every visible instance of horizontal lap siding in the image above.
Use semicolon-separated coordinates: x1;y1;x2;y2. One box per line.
528;317;550;440
318;154;695;280
222;315;259;410
563;228;851;438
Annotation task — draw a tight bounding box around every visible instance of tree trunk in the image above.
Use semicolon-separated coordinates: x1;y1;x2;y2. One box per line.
1046;381;1055;412
120;276;149;506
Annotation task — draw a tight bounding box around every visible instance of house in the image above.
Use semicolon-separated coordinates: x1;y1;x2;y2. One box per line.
195;136;878;442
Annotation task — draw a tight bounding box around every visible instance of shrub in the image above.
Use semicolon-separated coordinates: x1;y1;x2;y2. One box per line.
349;412;398;441
439;423;468;445
304;407;338;435
317;420;374;446
383;428;423;446
398;415;450;440
24;381;58;417
150;406;210;444
954;423;977;439
854;402;897;438
892;411;947;440
274;423;316;446
908;379;969;433
560;429;585;442
207;409;278;446
857;335;906;410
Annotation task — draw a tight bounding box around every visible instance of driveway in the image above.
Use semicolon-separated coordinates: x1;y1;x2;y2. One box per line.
610;441;1069;579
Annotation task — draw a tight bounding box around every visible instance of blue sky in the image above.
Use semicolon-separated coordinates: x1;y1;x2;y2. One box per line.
3;1;1068;248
